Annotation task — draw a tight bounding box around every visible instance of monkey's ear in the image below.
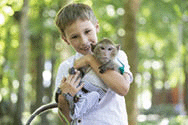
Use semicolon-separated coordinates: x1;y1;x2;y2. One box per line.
116;44;120;50
91;44;96;52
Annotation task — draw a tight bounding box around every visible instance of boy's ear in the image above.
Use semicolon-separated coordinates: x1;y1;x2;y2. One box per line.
95;21;100;33
61;34;70;45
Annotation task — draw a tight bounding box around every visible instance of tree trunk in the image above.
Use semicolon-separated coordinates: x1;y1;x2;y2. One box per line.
151;66;156;105
161;58;168;103
30;32;45;124
14;0;29;124
123;0;139;124
29;3;45;124
184;68;188;114
0;29;14;125
150;46;156;106
45;32;59;102
6;30;15;120
183;21;188;114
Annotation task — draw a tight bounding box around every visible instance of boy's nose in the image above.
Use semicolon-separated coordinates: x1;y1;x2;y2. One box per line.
80;35;88;46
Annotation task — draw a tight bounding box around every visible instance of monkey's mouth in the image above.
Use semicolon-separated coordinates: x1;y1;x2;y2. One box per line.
100;57;110;63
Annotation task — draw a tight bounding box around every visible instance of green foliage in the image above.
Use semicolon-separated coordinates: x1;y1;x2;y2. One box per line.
169;116;188;125
0;0;188;124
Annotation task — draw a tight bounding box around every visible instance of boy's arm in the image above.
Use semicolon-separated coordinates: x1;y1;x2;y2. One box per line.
57;71;84;123
58;95;72;123
74;54;130;96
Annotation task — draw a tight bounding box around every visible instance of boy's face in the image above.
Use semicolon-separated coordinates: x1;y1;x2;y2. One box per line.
62;19;99;55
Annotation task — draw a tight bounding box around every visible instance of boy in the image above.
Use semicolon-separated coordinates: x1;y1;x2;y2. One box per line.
55;3;133;125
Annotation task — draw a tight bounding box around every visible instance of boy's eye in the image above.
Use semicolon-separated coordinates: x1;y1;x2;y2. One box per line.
71;35;78;39
85;30;91;34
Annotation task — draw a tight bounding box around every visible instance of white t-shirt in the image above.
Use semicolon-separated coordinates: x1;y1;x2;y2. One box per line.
55;50;133;125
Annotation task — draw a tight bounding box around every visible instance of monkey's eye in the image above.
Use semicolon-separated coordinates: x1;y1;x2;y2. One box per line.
108;48;112;51
101;47;105;50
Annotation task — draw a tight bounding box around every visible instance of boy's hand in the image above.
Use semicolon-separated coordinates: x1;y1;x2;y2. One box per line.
74;54;95;69
59;71;84;96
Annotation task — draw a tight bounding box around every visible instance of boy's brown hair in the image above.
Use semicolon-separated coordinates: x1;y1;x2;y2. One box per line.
55;3;98;37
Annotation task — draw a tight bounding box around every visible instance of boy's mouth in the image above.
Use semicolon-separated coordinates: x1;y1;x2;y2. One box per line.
80;46;91;51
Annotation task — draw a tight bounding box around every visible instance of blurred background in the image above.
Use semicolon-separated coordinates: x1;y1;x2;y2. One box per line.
0;0;188;124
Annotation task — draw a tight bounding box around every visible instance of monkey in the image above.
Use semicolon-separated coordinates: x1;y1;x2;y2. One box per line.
91;38;120;74
66;38;122;119
26;38;121;124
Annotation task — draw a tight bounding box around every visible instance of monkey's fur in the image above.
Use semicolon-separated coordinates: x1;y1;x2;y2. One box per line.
26;38;120;124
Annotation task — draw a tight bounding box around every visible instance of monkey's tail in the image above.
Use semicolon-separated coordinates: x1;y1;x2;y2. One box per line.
26;103;58;125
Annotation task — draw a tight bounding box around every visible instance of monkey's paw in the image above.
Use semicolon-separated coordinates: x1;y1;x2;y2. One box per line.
99;69;105;74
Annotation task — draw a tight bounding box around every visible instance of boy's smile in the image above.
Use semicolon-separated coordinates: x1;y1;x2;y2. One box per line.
63;19;99;55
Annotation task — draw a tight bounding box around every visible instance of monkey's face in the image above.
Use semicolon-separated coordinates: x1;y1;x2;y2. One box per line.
94;44;118;64
62;19;99;55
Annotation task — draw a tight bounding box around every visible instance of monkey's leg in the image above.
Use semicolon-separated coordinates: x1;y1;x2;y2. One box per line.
99;63;114;74
98;60;113;74
99;68;106;73
26;103;58;125
105;62;115;71
99;64;107;73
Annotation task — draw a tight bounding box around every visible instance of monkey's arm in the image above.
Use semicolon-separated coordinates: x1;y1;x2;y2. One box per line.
74;54;130;96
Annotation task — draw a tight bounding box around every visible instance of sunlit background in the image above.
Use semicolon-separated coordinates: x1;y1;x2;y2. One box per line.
0;0;188;125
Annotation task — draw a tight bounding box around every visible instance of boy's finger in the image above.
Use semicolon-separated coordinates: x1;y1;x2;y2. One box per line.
66;74;74;82
77;82;84;90
71;71;80;83
61;77;66;83
73;77;81;86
